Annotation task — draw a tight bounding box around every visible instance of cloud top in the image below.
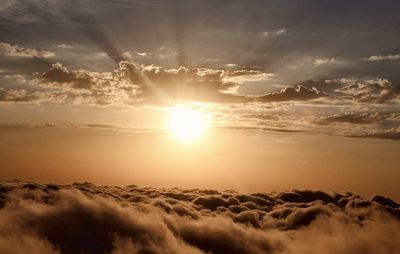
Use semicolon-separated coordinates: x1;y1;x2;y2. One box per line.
0;180;399;254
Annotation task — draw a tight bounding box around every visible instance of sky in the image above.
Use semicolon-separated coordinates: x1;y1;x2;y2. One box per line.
0;0;400;199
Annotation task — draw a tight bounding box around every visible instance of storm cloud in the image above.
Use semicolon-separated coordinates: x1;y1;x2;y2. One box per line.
0;181;399;254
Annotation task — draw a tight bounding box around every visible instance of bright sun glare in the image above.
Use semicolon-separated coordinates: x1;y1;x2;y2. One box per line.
167;105;209;141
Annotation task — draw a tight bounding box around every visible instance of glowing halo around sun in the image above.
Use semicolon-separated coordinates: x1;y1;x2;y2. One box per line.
166;105;209;142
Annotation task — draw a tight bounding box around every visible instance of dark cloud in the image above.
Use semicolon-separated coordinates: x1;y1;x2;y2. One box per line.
0;180;399;254
36;63;94;89
254;85;327;102
118;62;254;103
2;1;400;82
8;60;400;108
296;79;343;94
276;190;335;204
34;61;269;104
33;62;137;106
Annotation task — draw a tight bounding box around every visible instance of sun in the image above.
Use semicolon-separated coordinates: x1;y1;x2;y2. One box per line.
167;105;209;142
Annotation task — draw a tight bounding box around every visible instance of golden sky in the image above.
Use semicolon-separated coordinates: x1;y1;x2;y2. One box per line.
0;0;399;200
1;125;399;200
1;2;400;254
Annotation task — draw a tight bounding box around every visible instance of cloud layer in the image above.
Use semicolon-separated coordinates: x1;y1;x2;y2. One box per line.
0;181;399;254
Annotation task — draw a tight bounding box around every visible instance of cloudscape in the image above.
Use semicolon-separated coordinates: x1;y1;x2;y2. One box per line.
0;1;399;253
0;181;399;254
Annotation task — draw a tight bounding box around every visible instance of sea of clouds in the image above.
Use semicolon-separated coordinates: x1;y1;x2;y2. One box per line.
0;180;399;254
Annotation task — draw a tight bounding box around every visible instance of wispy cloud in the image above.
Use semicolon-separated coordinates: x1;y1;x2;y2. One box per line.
313;58;336;66
363;55;400;61
261;28;287;37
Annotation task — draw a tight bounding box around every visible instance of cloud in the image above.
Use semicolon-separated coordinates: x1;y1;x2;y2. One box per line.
222;70;273;83
335;79;400;103
36;63;94;89
30;62;277;105
255;85;327;102
0;42;54;58
0;88;38;102
0;181;399;254
224;63;237;68
8;60;400;108
116;62;268;103
314;112;383;125
228;110;400;140
0;122;155;135
275;28;286;35
33;63;138;106
346;127;400;140
261;28;287;37
313;58;336;66
3;0;400;85
363;55;400;61
56;44;74;49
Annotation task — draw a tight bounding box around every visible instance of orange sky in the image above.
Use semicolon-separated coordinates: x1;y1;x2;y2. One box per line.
1;126;399;200
1;2;400;254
